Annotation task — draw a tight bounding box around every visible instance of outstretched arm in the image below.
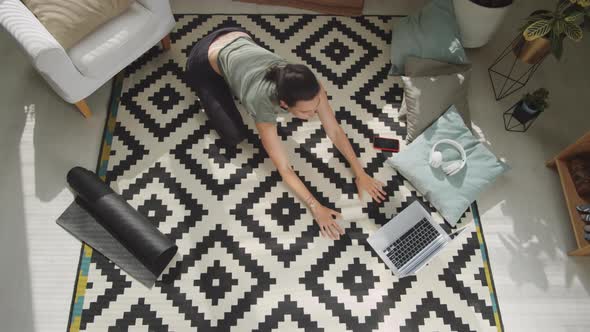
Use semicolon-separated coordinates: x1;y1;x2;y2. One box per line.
256;122;344;240
316;84;387;203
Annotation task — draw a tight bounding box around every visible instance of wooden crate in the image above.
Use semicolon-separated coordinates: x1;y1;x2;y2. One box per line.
546;131;590;256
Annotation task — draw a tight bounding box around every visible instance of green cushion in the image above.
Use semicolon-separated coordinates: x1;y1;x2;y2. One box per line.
402;64;472;142
389;0;469;75
387;106;508;224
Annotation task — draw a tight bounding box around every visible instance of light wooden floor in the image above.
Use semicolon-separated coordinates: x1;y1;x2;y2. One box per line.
0;0;589;331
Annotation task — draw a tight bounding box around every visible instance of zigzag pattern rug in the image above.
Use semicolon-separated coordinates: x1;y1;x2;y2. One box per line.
67;15;503;331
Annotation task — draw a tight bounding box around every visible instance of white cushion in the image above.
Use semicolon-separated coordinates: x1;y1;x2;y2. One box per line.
67;2;155;78
22;0;132;49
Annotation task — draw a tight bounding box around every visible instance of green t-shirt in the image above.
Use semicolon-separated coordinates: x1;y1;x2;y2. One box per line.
217;37;289;123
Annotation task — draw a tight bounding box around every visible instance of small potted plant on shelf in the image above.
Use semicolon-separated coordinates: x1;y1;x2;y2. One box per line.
513;88;549;123
516;0;590;63
453;0;514;48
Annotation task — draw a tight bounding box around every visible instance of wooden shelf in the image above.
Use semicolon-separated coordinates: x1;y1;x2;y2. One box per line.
546;131;590;256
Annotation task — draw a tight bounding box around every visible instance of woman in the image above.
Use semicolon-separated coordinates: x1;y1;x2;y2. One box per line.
186;27;387;240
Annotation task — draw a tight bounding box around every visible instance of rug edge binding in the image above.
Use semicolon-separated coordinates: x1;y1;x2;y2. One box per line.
67;71;124;332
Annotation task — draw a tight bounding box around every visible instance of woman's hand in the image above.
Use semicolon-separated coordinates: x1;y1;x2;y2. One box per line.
311;205;344;240
355;173;387;203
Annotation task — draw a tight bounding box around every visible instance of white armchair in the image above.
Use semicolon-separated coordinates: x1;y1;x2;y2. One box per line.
0;0;175;117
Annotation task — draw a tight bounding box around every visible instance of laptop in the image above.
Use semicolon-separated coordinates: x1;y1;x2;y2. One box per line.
367;201;450;278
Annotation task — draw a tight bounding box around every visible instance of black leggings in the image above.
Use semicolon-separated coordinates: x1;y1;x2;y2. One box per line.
185;27;249;146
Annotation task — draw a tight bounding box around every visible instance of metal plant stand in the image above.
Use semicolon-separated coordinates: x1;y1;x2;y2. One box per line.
503;102;542;132
488;35;547;101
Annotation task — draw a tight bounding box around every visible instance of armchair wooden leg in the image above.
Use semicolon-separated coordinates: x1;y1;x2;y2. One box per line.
161;35;171;50
75;100;92;118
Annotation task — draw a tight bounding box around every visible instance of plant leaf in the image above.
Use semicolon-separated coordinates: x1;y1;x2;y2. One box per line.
528;13;554;21
555;19;567;34
584;16;590;31
565;11;584;21
520;13;554;34
559;0;573;13
564;21;584;40
524;19;553;40
550;31;564;59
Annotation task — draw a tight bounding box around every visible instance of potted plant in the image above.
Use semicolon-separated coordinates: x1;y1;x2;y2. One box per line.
453;0;514;48
517;0;590;63
513;88;549;123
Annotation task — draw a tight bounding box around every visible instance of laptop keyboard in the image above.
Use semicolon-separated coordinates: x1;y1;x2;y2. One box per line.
383;217;440;268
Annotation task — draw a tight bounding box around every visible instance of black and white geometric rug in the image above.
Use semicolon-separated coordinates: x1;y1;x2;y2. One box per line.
67;15;503;331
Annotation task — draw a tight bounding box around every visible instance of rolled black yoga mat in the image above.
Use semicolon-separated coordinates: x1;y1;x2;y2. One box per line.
58;167;177;286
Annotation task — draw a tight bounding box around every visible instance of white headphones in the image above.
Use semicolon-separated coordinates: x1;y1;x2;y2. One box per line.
429;139;466;176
